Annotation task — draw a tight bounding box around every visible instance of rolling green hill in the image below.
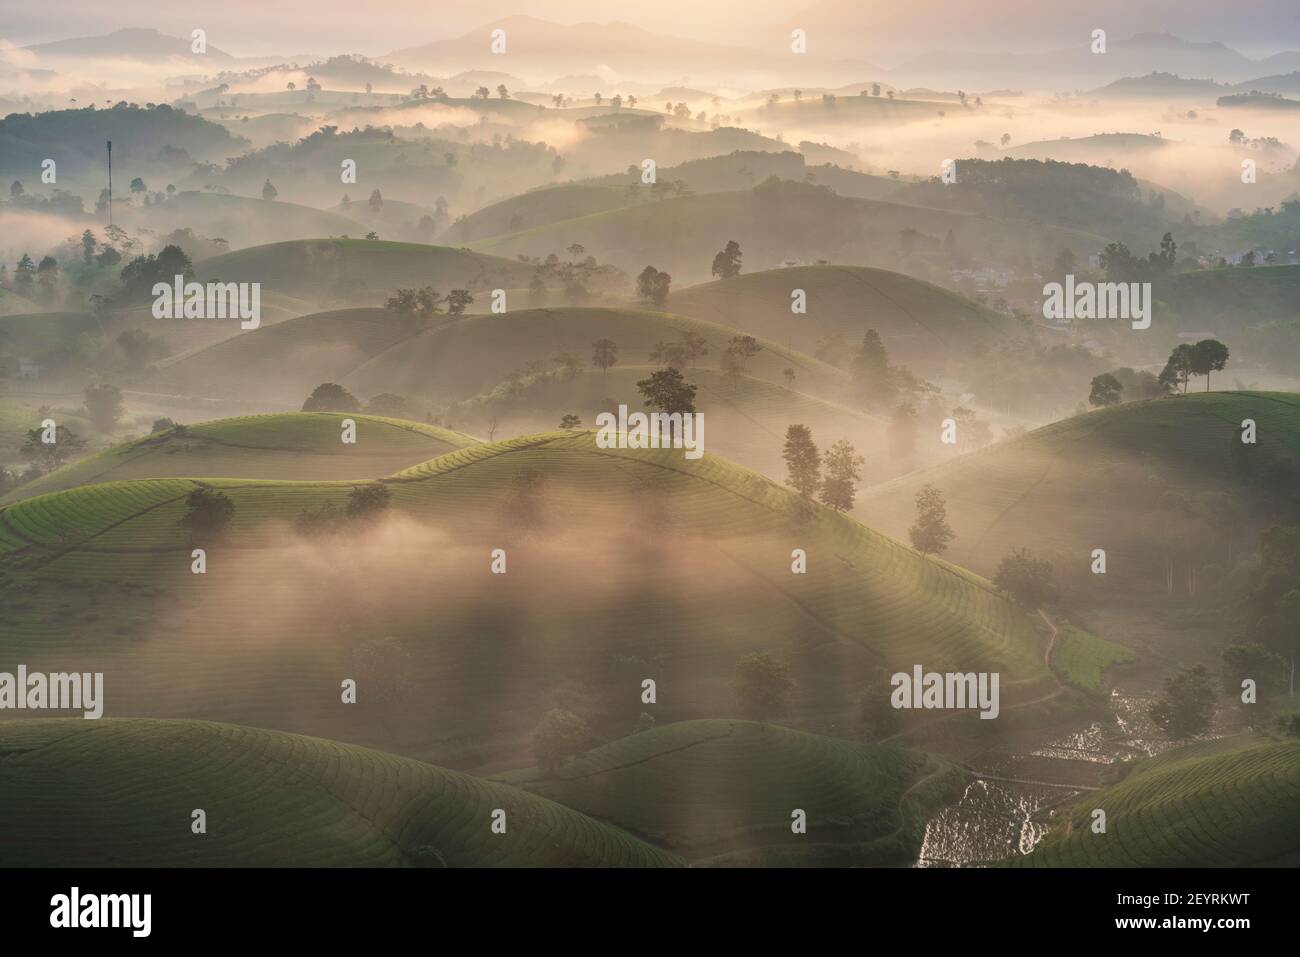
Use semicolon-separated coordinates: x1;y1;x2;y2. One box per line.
445;364;926;482
1015;734;1300;867
0;399;99;468
448;152;900;245
344;306;847;404
329;197;438;242
503;718;964;866
670;265;1016;373
147;308;423;403
0;431;1053;768
3;413;476;504
0;311;102;356
1159;264;1300;327
155;305;848;407
194;238;535;306
0;718;680;867
442;184;635;244
858;392;1300;592
120;191;364;251
0;287;38;316
578;150;898;202
465;181;1106;284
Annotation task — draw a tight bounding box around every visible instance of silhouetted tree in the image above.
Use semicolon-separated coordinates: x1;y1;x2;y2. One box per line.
591;338;618;375
734;652;794;724
1190;339;1229;391
711;239;743;279
636;367;696;415
444;289;474;316
636;265;671;307
1088;373;1124;408
1150;665;1216;743
178;487;235;540
994;548;1056;607
83;383;124;432
782;424;821;498
909;484;954;554
820;440;864;511
302;383;360;412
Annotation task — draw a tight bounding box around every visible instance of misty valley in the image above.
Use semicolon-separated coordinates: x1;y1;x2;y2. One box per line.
0;1;1297;893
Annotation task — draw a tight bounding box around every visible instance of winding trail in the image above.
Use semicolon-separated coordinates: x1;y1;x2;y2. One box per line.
1039;609;1059;671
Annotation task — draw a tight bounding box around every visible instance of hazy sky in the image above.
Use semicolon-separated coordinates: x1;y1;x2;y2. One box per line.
3;0;1298;58
2;0;775;56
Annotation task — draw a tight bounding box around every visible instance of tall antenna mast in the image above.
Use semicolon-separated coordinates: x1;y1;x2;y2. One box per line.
106;139;113;229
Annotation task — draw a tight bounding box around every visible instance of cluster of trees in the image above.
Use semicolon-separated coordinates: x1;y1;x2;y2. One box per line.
1087;341;1228;408
8;383;127;488
1099;233;1178;282
6;179;85;217
721;335;762;382
4;251;60;305
993;548;1057;608
1158;339;1229;394
781;424;865;511
648;331;707;369
847;328;933;415
1237;524;1300;699
384;286;474;318
1086;366;1167;408
120;244;193;300
524;245;626;305
636;265;672;307
294;483;393;537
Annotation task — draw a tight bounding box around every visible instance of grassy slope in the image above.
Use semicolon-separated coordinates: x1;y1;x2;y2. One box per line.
859;392;1300;583
465;188;1106;282
449;155;901;245
148;307;422;403
501;718;964;866
194;238;535;302
3;413;476;503
1015;734;1300;867
345;306;848;403
670;265;1015;371
0;287;38;316
1051;627;1135;696
0;311;102;355
150;304;847;405
443;184;635;243
1161;264;1300;326
450;365;910;482
0;718;680;867
0;432;1052;767
121;191;364;250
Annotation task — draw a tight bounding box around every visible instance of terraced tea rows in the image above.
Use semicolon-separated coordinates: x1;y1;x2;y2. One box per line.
859;392;1300;587
148;308;429;404
6;413;476;503
451;365;894;480
194;238;534;302
670;265;1015;373
0;718;681;867
343;306;847;403
504;719;965;865
0;432;1054;768
1016;734;1300;867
